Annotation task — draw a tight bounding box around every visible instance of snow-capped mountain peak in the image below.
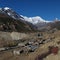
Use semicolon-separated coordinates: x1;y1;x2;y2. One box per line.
4;7;10;10
0;7;24;20
0;7;51;25
23;16;50;24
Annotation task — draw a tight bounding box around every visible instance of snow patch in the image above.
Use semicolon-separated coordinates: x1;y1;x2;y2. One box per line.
22;16;50;24
4;7;10;10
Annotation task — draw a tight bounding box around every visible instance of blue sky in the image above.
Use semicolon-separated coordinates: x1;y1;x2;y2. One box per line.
0;0;60;21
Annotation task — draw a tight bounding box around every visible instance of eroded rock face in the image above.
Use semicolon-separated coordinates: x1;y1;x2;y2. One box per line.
10;32;29;40
0;31;11;40
0;31;29;40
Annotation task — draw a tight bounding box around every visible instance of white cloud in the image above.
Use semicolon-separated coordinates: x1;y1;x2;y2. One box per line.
21;15;50;24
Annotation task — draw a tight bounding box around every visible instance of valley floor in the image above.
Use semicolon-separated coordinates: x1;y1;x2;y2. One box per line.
0;31;60;60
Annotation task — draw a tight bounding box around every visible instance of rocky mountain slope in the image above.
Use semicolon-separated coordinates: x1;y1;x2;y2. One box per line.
47;20;60;30
0;7;37;32
35;20;60;31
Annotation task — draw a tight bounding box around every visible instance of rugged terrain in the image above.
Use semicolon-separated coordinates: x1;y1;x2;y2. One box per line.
0;7;60;60
0;30;60;60
0;7;37;32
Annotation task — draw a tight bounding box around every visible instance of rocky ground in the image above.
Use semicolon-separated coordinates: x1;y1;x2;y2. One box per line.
0;30;60;60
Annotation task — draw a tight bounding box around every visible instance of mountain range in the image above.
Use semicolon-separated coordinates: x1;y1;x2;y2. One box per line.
0;7;60;32
0;7;37;32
